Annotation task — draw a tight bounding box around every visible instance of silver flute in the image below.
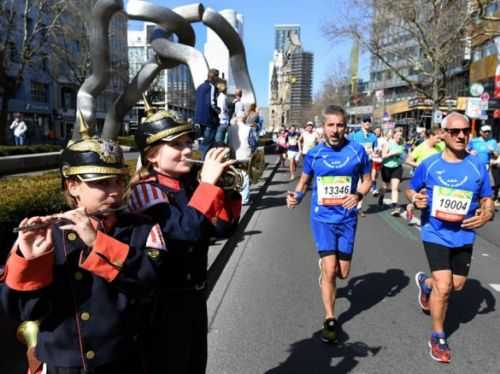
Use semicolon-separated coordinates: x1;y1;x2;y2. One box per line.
13;206;127;233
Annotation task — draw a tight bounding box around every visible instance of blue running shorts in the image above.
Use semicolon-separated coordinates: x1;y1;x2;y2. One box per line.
310;219;357;260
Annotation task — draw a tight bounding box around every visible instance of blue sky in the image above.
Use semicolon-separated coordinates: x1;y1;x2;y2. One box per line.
128;0;369;105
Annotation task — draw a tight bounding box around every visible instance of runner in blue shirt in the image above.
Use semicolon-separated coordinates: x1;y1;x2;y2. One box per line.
406;112;494;364
467;124;498;169
287;105;372;344
349;116;378;215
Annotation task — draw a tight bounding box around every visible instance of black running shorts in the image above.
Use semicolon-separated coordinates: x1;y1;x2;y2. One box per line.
423;241;473;276
381;165;403;183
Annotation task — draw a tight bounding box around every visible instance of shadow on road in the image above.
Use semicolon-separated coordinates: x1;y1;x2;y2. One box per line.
265;269;407;374
255;196;287;211
264;331;382;374
445;278;496;337
337;269;410;326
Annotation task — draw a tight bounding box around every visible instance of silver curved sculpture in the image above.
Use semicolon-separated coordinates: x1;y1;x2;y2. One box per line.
201;8;256;105
150;27;209;88
102;57;164;139
74;0;124;140
87;1;257;139
102;2;207;138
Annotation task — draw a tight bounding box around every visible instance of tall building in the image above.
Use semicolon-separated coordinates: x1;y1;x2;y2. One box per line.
128;22;195;126
0;1;128;143
368;2;468;129
268;25;313;129
204;9;244;94
469;0;500;140
274;24;301;53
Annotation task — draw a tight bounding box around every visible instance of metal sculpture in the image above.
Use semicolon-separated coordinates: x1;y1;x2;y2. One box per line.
102;2;208;139
74;0;124;140
77;0;257;140
201;8;256;104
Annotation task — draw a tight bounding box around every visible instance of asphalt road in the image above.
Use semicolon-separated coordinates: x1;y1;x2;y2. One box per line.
207;166;500;374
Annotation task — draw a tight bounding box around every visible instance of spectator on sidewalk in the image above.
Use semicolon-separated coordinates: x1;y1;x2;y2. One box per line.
10;113;27;146
194;69;220;156
215;79;230;143
227;111;254;205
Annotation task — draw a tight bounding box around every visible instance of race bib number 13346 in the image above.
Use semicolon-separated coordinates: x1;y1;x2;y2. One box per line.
431;186;473;222
317;176;352;206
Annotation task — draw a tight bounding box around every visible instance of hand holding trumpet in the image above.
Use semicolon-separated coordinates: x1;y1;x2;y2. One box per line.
197;147;236;185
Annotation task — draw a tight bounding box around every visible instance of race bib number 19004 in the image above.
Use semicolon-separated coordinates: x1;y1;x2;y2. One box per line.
431;186;473;222
317;176;352;206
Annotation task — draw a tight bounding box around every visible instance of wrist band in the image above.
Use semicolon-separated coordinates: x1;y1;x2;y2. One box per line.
295;191;305;203
355;192;364;201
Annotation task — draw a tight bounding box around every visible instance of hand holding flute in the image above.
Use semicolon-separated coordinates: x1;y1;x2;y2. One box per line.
14;206;126;258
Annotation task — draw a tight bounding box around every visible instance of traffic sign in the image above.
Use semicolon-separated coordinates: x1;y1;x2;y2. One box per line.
470;83;485;97
466;98;483;118
433;110;443;124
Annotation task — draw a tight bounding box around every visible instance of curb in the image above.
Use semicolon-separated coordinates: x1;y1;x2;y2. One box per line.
206;156;280;297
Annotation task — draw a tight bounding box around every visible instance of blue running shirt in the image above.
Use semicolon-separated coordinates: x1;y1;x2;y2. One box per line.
409;153;492;248
349;130;377;157
467;137;498;166
303;140;371;224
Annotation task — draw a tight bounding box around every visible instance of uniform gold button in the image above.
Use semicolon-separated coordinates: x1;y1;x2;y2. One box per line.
147;249;160;259
112;259;123;267
186;273;192;281
86;350;95;360
74;272;83;281
80;312;91;321
67;232;78;241
188;246;194;254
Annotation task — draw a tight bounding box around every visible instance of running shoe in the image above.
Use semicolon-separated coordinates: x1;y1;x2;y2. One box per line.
415;272;431;311
390;208;401;217
428;335;451;363
372;189;379;197
320;318;338;344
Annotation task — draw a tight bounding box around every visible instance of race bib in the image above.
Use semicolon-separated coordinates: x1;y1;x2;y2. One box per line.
317;176;352;206
288;137;298;146
363;143;373;154
431;186;473;222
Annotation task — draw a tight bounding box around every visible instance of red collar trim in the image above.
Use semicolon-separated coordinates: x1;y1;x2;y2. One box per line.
156;173;181;191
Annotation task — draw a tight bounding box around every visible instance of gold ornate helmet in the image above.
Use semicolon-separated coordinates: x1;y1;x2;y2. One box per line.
60;111;129;181
134;95;194;156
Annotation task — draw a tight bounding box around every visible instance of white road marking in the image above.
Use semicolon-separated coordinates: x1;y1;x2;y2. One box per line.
489;284;500;292
481;253;490;257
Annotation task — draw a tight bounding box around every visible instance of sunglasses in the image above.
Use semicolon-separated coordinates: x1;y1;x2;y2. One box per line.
443;127;471;136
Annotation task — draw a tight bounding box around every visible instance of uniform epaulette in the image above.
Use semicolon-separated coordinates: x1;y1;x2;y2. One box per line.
129;182;169;212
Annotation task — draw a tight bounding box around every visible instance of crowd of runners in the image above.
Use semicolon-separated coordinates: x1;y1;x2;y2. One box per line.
286;105;497;364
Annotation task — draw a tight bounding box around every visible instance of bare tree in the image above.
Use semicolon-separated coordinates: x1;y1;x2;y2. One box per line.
324;0;500;121
0;0;67;144
49;1;93;87
311;60;353;117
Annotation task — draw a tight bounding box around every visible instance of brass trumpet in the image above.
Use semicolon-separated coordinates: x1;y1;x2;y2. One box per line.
183;158;245;191
183;148;266;191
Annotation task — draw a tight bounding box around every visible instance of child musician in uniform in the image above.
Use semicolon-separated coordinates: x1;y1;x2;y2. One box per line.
129;102;242;374
1;118;166;374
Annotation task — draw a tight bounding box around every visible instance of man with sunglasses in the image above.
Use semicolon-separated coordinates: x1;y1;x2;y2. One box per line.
406;112;494;364
287;105;371;344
